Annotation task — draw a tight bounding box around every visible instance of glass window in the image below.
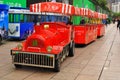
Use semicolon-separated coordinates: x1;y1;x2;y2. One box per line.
9;14;14;23
15;14;20;23
24;14;27;22
20;14;24;22
9;14;20;23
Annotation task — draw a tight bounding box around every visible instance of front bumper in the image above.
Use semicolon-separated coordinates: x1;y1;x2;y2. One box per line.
11;50;55;68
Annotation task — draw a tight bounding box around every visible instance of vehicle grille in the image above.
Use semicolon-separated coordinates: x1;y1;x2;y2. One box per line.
12;52;55;68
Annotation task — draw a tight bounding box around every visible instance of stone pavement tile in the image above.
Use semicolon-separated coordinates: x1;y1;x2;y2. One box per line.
110;63;120;67
104;66;120;72
50;72;77;80
94;51;108;57
0;78;13;80
111;53;120;58
71;56;91;64
110;51;120;56
110;55;120;61
0;64;15;78
50;68;81;80
91;56;107;61
67;63;86;69
70;58;85;64
76;74;98;80
24;72;55;80
110;46;120;54
110;60;120;67
100;71;120;80
100;77;118;80
80;60;90;65
61;67;81;73
1;68;36;80
0;61;11;67
104;60;111;67
60;57;74;69
80;65;102;76
88;59;105;66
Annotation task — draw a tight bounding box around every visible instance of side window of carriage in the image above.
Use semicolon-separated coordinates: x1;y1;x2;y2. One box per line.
9;14;19;23
20;14;24;23
9;13;14;23
24;14;32;23
13;14;20;23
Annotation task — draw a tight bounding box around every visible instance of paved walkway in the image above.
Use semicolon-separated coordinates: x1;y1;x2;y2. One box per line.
0;23;120;80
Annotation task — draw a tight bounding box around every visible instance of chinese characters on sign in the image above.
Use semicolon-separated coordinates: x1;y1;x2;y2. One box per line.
6;2;22;7
0;0;26;8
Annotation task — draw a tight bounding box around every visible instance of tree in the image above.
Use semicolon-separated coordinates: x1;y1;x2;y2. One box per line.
112;12;120;18
98;0;107;6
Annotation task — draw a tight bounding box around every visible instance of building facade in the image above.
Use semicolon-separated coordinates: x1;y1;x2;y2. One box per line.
112;2;120;13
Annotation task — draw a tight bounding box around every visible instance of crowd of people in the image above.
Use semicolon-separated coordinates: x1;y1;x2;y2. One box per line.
112;18;120;30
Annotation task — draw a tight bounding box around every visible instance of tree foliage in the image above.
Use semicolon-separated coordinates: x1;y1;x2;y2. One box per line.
89;0;110;12
98;0;110;11
112;12;120;18
98;0;107;6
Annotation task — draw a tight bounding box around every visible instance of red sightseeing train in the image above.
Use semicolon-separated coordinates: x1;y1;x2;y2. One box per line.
10;2;107;72
10;2;75;72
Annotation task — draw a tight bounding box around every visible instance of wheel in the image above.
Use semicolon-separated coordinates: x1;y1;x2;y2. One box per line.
14;64;22;68
68;41;75;57
54;58;60;72
0;36;2;44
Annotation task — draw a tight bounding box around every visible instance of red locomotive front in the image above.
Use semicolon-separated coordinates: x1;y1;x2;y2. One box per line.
11;22;74;72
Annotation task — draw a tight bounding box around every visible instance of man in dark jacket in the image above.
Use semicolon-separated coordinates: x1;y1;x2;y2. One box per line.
80;18;85;24
117;19;120;29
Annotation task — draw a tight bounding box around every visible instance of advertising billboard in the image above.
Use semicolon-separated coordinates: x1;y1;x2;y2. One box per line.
72;0;95;25
0;0;26;8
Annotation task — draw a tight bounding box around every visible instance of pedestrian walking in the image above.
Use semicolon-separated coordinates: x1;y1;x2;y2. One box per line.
112;19;115;24
105;19;108;27
67;18;73;25
117;19;120;29
80;18;85;24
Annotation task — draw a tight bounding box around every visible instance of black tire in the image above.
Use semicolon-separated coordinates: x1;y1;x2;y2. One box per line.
0;36;2;44
54;58;60;72
14;64;22;68
68;41;75;57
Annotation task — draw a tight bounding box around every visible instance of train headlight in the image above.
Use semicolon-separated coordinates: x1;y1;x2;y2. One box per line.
44;25;49;29
11;51;19;55
17;44;23;50
11;51;16;55
46;46;52;53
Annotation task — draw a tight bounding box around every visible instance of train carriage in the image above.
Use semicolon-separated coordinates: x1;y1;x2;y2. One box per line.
73;8;97;45
97;13;107;37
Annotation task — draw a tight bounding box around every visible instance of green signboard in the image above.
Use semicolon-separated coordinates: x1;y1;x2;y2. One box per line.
72;0;95;25
0;0;26;8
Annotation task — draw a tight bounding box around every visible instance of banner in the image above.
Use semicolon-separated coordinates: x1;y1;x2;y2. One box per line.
0;0;26;8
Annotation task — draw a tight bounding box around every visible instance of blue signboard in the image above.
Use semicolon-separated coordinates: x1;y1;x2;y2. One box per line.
0;4;9;40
